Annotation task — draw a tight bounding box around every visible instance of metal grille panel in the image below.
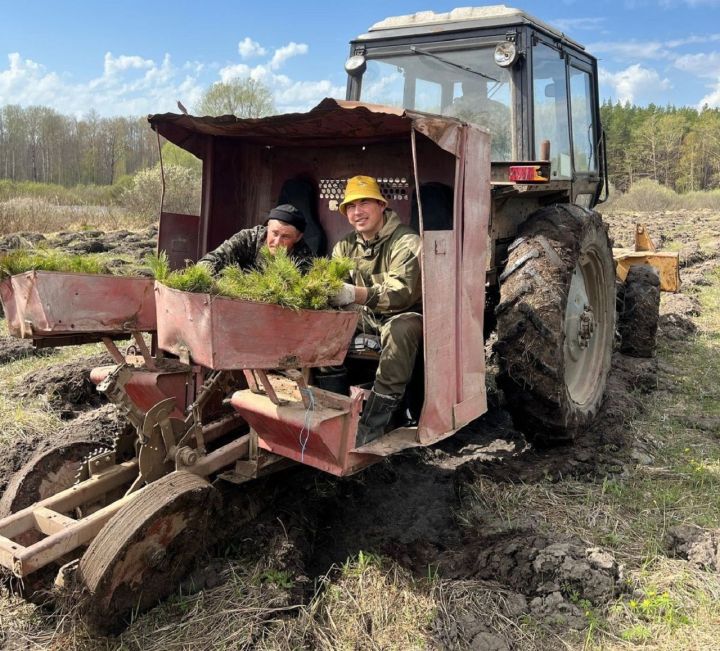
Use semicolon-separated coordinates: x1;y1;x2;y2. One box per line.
319;177;410;211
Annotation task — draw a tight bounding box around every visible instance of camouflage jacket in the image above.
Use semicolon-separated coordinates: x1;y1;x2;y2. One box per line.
332;210;422;316
198;224;314;273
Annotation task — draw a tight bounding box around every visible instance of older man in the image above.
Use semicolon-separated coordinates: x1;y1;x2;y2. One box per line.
199;203;314;273
330;176;422;446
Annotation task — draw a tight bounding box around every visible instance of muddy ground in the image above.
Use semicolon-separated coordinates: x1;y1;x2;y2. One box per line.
0;212;718;648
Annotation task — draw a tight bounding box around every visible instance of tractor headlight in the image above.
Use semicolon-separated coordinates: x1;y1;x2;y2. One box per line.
494;41;518;68
345;54;367;77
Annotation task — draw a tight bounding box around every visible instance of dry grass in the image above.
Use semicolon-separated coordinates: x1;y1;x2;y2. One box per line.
297;553;434;650
0;341;105;453
604;181;720;213
0;198;139;235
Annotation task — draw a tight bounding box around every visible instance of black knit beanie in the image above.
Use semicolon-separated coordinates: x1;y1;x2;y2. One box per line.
265;204;306;233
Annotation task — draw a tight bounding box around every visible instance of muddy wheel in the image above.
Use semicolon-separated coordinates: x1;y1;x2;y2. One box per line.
619;265;660;358
0;440;100;599
494;205;615;444
0;441;99;517
78;471;219;634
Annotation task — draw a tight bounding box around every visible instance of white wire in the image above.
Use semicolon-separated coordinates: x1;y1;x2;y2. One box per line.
298;387;316;463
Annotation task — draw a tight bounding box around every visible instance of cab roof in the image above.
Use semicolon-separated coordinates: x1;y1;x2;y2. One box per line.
358;5;584;50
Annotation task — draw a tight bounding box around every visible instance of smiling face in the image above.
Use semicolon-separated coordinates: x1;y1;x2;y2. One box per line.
344;198;386;241
265;219;303;254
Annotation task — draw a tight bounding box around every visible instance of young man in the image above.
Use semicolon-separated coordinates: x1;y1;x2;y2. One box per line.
199;203;314;273
330;175;422;446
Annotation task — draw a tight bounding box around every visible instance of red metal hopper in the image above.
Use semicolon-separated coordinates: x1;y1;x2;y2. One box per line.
154;282;358;370
0;272;156;340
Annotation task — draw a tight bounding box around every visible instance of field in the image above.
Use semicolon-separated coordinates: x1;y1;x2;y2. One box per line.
0;206;718;650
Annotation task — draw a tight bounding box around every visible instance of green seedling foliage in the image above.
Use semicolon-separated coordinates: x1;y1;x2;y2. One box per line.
0;249;107;278
164;263;214;294
146;251;213;293
626;589;690;628
145;251;170;282
153;247;355;309
214;247;355;310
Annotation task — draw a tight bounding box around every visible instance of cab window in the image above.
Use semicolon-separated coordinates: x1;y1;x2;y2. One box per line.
532;42;571;179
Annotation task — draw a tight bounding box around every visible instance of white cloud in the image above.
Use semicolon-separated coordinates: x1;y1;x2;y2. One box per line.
273;79;345;113
0;53;64;106
214;40;338;112
103;53;154;77
588;40;669;60
269;42;308;70
666;33;720;48
549;17;605;32
237;37;266;59
698;81;720;107
0;50;206;117
219;63;251;82
599;64;671;104
0;38;338;118
674;51;720;77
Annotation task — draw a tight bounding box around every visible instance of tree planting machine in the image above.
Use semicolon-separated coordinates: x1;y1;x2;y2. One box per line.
0;5;674;631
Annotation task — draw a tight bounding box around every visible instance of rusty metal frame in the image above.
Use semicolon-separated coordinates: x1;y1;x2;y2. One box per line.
0;432;253;578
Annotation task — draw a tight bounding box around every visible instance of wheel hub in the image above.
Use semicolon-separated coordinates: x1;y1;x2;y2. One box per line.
563;250;610;407
565;266;594;362
578;304;595;348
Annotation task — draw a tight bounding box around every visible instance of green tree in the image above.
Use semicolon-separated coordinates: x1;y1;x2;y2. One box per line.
195;78;275;117
161;141;201;173
121;163;201;222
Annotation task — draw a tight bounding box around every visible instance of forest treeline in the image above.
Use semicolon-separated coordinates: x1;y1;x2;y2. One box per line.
2;102;720;193
601;102;720;192
0;105;159;187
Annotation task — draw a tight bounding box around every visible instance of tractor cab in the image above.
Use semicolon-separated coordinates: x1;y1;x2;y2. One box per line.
345;5;605;207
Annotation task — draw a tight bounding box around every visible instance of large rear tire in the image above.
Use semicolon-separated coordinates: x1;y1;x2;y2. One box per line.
78;471;219;634
494;205;615;444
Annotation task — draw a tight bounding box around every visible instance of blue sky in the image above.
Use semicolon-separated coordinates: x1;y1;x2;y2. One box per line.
1;0;720;117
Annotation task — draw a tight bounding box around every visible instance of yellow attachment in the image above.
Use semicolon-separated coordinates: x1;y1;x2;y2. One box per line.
613;224;680;292
338;175;387;215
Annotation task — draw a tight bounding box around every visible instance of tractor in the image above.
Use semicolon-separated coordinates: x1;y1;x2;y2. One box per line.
0;5;644;631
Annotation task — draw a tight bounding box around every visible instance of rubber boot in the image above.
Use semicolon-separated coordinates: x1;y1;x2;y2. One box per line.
355;390;400;447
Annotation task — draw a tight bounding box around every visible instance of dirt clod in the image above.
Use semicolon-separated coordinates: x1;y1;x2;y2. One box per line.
0;337;56;365
666;525;720;571
9;354;113;416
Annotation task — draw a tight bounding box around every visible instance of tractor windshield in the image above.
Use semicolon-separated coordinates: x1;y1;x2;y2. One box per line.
357;43;513;160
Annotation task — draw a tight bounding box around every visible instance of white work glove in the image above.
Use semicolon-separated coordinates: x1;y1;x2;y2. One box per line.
329;282;356;307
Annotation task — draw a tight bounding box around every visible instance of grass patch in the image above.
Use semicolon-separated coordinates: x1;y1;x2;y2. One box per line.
458;263;720;649
302;551;435;650
604;180;720;213
0;342;106;452
0;197;139;234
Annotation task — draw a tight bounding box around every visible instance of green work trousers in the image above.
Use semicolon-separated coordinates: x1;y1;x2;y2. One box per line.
357;308;423;398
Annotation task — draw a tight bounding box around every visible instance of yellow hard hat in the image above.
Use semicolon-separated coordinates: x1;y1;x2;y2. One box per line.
338;175;387;215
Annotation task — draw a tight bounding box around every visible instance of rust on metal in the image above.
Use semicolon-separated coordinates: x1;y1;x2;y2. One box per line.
1;272;156;339
155;283;359;370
